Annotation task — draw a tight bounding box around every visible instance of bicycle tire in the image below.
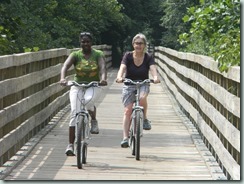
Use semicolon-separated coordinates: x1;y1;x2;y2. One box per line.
135;111;141;160
82;143;87;164
76;115;86;169
129;123;135;156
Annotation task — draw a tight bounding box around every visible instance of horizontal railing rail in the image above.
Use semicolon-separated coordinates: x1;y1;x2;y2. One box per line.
154;46;240;180
0;45;112;167
0;44;239;180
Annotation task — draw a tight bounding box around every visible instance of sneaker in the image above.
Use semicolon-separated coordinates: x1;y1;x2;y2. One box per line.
121;138;129;148
65;144;75;156
90;120;99;134
143;119;151;130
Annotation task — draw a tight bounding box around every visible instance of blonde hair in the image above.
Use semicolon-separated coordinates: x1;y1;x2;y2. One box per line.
132;33;147;52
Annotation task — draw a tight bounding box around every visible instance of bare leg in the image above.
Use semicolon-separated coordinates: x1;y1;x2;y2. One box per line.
65;126;75;156
122;103;133;139
88;106;96;120
139;94;148;119
140;93;151;130
89;106;99;134
69;126;75;144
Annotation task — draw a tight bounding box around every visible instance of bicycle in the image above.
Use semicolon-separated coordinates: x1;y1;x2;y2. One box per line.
122;78;154;160
66;80;106;169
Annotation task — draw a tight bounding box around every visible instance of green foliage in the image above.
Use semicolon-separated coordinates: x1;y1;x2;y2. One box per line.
0;26;13;55
0;0;126;54
179;0;240;72
0;2;20;54
0;0;167;58
3;0;239;73
23;47;40;52
159;1;199;50
117;0;164;50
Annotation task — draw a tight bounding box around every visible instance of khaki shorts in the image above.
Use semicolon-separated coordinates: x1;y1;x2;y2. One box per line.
122;84;150;107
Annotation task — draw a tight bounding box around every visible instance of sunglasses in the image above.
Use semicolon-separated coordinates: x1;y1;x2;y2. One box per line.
80;32;93;40
134;42;144;45
80;32;91;37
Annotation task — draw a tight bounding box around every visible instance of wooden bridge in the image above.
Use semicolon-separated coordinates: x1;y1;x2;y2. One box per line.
0;46;240;180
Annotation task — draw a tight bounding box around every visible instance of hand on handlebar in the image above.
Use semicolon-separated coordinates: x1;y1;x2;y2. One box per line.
59;79;67;86
153;78;160;84
115;77;124;83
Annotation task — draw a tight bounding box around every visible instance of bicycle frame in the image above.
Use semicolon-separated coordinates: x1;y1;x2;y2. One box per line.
67;81;101;169
68;81;98;140
131;84;144;137
124;78;152;160
75;85;91;140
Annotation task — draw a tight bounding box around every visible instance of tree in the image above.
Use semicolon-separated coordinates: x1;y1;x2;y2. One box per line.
0;0;127;54
179;0;240;72
117;0;164;51
0;0;54;53
159;0;199;50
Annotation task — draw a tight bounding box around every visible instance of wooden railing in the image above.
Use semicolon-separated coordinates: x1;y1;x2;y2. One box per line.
0;44;239;180
154;46;240;180
0;45;112;167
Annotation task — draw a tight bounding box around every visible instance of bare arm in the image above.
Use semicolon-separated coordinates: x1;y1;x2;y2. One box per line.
60;54;75;86
149;64;160;83
98;56;107;85
116;64;126;83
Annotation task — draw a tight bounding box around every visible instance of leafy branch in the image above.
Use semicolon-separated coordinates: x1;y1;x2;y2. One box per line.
179;0;240;72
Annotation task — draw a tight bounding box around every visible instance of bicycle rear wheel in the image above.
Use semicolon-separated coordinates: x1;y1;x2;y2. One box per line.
76;115;86;169
135;111;141;160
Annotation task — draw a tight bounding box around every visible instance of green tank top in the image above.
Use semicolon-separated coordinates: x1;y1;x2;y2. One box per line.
71;49;104;82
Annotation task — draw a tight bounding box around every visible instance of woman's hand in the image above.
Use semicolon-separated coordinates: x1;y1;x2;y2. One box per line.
153;77;160;84
59;79;67;86
116;77;123;83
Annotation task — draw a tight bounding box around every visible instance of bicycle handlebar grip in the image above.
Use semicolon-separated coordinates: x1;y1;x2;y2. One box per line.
124;81;131;85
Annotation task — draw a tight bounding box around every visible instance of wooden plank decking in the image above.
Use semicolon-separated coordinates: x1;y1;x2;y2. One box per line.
4;69;226;180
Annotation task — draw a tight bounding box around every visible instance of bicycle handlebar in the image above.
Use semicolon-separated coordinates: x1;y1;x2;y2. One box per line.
122;78;154;86
66;81;107;87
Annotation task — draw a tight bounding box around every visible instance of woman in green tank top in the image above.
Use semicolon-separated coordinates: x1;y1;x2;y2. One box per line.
60;32;107;156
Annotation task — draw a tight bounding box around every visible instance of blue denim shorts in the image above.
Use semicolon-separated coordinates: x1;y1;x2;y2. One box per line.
122;84;150;107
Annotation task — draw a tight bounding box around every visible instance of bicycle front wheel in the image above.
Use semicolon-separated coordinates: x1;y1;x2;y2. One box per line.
135;111;142;160
76;115;86;169
129;122;135;156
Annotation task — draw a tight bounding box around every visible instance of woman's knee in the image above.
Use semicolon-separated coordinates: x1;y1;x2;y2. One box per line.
124;105;133;116
140;93;148;101
69;117;76;127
